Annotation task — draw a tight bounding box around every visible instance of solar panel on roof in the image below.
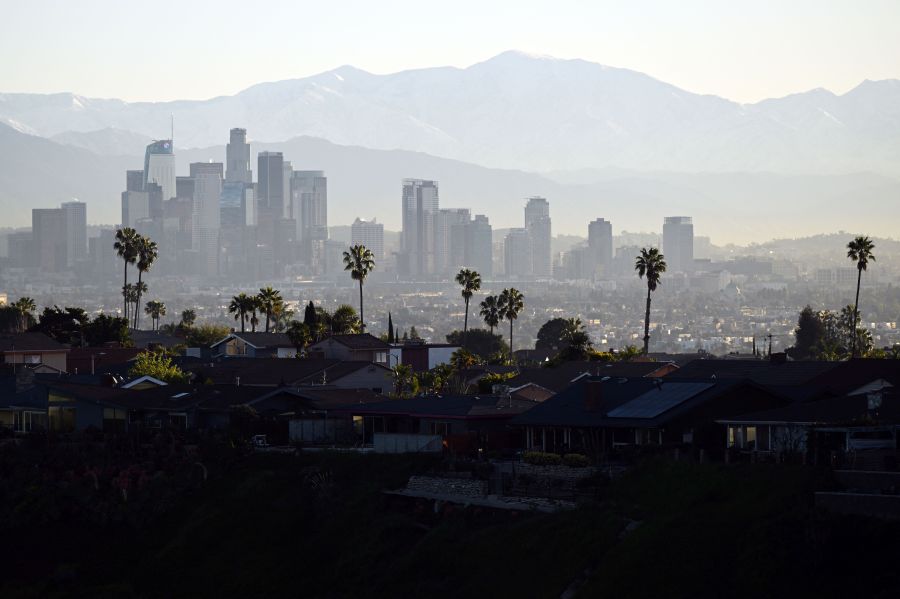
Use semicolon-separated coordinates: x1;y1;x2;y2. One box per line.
606;382;714;419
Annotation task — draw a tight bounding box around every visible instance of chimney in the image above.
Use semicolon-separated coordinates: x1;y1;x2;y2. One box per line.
584;380;603;412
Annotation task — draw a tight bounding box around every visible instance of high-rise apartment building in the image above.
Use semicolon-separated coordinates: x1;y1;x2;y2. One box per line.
400;179;439;277
61;200;87;266
225;128;252;184
143;140;176;203
524;196;551;277
351;218;385;261
459;214;493;278
588;218;613;276
663;216;694;273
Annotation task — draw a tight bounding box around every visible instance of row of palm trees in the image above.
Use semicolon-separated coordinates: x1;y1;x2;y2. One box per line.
114;227;159;330
228;287;285;333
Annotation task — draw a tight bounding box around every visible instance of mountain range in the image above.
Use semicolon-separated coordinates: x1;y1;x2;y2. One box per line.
1;51;899;242
2;51;900;174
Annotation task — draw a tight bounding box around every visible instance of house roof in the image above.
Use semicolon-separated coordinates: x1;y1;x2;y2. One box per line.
512;376;758;429
505;361;676;393
337;395;538;419
210;332;294;349
184;358;389;387
0;332;68;352
666;359;839;386
805;359;900;396
719;388;900;426
310;333;390;351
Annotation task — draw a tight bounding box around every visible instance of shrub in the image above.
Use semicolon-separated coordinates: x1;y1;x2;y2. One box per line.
522;451;562;466
563;453;590;468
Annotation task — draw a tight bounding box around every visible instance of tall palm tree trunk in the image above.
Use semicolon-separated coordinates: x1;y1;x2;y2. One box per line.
643;286;652;355
265;312;270;333
240;310;246;333
359;280;365;333
122;262;129;322
133;271;143;330
509;318;514;363
463;298;470;347
852;267;863;357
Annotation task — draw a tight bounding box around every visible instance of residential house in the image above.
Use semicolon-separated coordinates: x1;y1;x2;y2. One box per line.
307;334;391;365
0;332;69;372
210;332;296;358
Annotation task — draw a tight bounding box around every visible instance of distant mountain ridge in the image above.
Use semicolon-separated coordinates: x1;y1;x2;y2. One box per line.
3;122;899;244
2;51;899;174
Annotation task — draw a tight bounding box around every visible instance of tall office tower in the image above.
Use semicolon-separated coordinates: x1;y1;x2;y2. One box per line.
225;128;252;184
121;190;150;228
467;214;493;278
504;228;533;278
292;171;328;269
190;162;223;276
435;208;470;274
351;218;385;261
126;170;145;192
32;208;67;272
257;151;285;216
663;216;694;273
143;140;176;203
524;196;552;277
400;179;439;277
282;161;293;219
60;200;87;266
588;218;613;276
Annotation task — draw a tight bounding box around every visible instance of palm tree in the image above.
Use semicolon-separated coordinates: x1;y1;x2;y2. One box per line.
497;288;524;363
847;235;876;357
144;300;166;331
12;297;36;332
113;227;139;321
131;281;148;328
455;268;482;347
249;296;261;332
286;321;311;354
228;293;252;333
257;286;282;333
180;309;197;328
342;244;375;333
133;236;158;330
479;295;501;337
635;247;667;355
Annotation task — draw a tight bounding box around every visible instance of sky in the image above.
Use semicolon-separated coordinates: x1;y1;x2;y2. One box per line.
3;0;900;104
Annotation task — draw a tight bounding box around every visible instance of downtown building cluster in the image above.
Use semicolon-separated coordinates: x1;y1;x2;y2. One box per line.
120;129;334;280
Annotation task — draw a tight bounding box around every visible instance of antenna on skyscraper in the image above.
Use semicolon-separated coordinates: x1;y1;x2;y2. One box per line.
170;114;174;143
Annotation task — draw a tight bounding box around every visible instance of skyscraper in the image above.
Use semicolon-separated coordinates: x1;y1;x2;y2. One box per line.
291;170;328;270
32;208;67;272
257;151;285;216
190;162;223;276
352;218;385;261
588;218;613;276
463;214;493;278
282;160;293;219
504;228;533;278
435;208;470;274
400;179;439;277
143;140;176;203
524;196;551;277
663;216;694;272
225;128;252;184
61;200;87;266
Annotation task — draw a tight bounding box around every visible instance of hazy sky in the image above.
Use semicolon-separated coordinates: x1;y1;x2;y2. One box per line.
3;0;899;103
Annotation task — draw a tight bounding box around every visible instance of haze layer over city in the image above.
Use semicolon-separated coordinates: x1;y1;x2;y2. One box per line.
2;3;900;596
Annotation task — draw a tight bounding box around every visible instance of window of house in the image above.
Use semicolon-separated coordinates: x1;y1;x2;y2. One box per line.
103;408;126;434
23;354;41;364
374;352;388;363
48;407;76;433
169;413;187;430
429;422;450;437
746;426;757;449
